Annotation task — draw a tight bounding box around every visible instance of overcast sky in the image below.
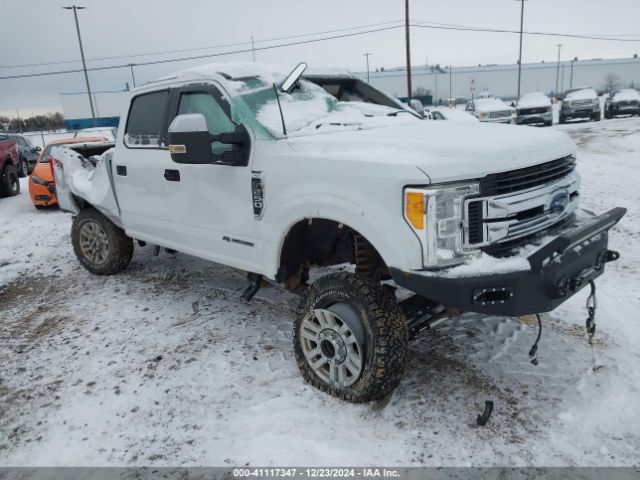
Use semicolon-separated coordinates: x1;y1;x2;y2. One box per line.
2;0;639;117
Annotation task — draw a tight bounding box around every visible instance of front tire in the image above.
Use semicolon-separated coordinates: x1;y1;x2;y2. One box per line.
593;112;601;122
294;272;408;403
0;164;20;197
71;208;133;275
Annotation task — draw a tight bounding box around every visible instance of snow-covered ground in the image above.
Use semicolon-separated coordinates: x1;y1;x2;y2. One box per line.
1;117;639;467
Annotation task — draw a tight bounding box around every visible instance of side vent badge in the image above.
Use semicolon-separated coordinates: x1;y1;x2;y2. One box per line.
252;171;265;219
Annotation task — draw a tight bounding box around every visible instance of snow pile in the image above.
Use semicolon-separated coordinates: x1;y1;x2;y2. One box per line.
430;107;479;123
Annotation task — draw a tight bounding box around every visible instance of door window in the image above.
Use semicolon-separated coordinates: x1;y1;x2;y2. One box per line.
178;92;236;154
124;90;170;148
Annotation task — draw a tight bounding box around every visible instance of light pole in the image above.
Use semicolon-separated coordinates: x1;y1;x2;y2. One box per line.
363;53;372;83
449;65;453;103
63;5;95;121
404;0;412;99
515;0;527;99
555;43;563;96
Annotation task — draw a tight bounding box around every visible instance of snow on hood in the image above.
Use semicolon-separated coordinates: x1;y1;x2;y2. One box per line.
430;107;479;123
473;98;512;112
566;88;598;101
517;93;551;108
287;120;576;183
612;89;640;101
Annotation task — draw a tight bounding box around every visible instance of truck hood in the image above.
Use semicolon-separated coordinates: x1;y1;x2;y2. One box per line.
286;121;576;183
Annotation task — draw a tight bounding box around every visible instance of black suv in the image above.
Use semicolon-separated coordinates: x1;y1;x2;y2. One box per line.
605;89;640;119
0;134;41;177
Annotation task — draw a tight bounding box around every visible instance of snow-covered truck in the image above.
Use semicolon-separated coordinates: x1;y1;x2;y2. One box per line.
53;62;626;402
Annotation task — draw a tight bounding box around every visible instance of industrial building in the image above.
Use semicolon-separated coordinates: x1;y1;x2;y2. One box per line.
358;55;640;103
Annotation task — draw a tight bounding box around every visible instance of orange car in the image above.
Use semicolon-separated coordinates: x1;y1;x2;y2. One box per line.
29;136;112;209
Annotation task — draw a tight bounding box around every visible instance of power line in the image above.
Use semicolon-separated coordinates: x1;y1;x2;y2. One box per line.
0;20;404;70
0;24;405;81
412;20;640;42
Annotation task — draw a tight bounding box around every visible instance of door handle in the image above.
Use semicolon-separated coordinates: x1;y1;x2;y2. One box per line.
164;169;180;182
116;165;127;176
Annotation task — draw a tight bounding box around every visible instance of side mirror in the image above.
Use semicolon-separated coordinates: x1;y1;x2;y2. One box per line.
409;99;425;114
167;113;248;166
33;146;41;152
281;62;308;93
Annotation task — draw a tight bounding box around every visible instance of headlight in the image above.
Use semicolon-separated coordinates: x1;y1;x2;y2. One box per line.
562;101;571;109
593;98;599;105
30;174;48;186
404;183;481;268
546;106;552;113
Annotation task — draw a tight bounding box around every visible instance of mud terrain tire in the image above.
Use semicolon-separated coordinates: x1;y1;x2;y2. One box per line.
294;272;408;403
71;208;133;275
0;163;20;197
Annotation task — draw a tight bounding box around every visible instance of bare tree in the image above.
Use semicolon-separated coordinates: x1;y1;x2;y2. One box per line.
601;73;623;95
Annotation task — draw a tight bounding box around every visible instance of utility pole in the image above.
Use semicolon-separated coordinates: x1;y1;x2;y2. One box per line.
63;6;95;121
555;43;563;96
16;109;22;134
449;65;452;102
129;64;136;88
570;57;577;88
404;0;412;99
363;53;372;83
515;0;527;98
251;36;256;62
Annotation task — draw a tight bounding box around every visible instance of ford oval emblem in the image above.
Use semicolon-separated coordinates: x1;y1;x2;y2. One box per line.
547;190;569;217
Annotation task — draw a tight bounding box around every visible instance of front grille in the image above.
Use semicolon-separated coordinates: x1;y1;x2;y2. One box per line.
490;110;511;119
467;200;484;244
519;107;547;115
479;155;576;196
570;99;592;107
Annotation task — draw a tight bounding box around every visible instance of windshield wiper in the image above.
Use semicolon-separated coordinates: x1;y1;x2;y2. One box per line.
387;109;414;117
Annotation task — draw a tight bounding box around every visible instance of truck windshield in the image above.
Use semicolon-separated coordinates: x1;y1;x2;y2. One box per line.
231;79;415;138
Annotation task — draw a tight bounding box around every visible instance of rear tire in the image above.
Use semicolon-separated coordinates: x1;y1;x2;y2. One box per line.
0;164;20;197
71;208;133;275
294;272;408;403
593;112;601;122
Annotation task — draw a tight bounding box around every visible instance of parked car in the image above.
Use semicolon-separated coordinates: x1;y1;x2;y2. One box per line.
29;136;113;209
0;136;20;197
53;62;625;403
465;98;513;123
424;106;479;123
514;93;553;126
559;87;600;123
0;134;41;176
604;89;640;119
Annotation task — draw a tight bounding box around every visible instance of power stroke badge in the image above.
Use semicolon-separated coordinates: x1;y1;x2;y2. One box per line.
251;171;265;219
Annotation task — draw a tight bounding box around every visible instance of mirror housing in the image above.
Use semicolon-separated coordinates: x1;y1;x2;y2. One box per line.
281;62;308;93
167;113;249;166
409;99;425;116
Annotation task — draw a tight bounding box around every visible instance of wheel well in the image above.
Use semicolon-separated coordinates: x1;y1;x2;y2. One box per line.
277;218;387;288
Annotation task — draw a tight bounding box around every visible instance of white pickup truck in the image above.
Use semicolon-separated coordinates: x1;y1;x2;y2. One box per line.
53;62;626;403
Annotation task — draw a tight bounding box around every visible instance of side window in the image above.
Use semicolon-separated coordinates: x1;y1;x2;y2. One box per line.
16;137;26;147
124;90;170;148
177;92;236;154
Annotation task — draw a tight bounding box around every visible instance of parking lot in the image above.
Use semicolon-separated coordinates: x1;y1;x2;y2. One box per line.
1;116;639;467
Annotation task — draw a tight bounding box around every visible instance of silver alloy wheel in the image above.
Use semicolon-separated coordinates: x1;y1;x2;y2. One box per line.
78;221;110;266
300;306;365;388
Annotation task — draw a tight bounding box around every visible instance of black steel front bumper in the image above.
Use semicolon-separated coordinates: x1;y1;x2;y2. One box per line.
390;208;626;317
